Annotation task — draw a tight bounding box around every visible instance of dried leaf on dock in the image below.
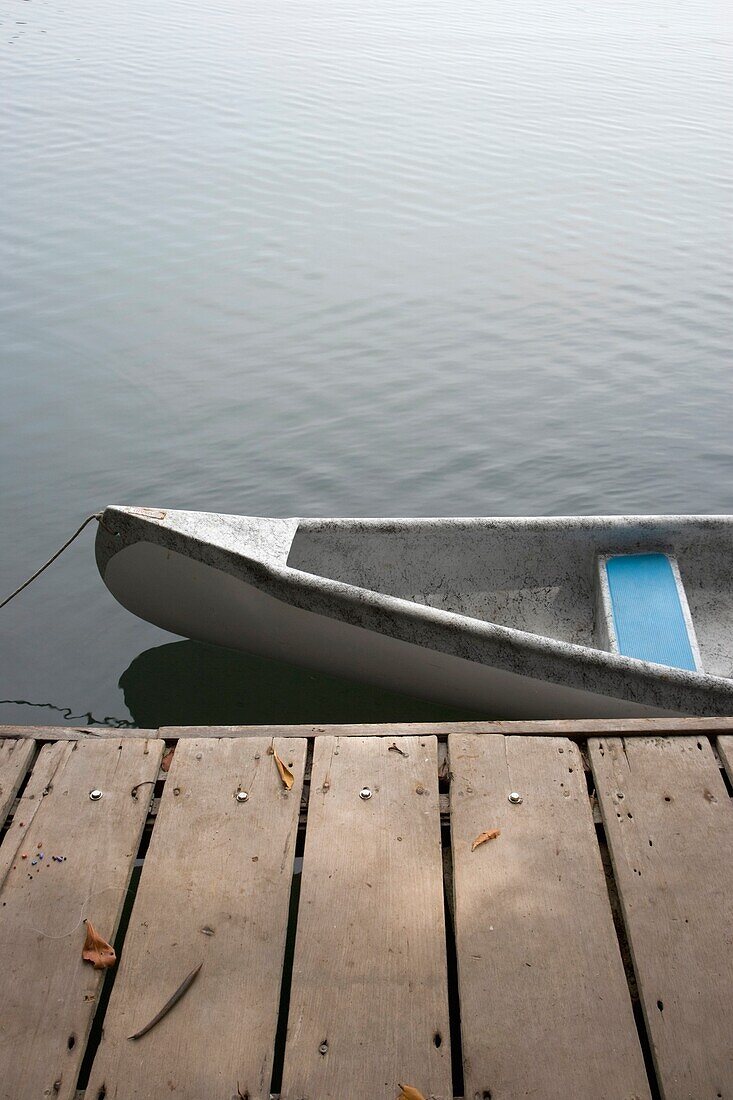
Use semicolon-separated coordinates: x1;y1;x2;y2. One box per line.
471;828;501;851
397;1085;426;1100
82;921;116;970
271;744;294;790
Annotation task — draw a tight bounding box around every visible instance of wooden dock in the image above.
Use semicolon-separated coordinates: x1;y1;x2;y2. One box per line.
1;717;732;1100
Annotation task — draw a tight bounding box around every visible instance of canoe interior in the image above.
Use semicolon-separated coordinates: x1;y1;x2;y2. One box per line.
288;518;733;677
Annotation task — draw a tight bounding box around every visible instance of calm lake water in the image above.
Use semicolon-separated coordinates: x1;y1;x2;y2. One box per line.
1;0;731;726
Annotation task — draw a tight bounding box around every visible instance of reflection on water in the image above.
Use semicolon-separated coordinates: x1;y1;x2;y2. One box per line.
120;640;481;728
0;697;133;727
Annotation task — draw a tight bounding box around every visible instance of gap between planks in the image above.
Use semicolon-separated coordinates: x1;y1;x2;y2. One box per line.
5;730;730;1100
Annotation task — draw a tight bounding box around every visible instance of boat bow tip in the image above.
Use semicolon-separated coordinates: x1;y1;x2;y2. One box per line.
96;505;299;577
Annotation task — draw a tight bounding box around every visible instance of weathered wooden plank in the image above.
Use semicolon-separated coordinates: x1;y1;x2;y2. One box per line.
0;738;35;827
0;740;75;889
717;735;733;784
281;735;451;1100
0;726;157;740
6;717;733;740
86;737;306;1100
589;736;733;1099
449;734;650;1100
0;737;164;1100
161;717;733;738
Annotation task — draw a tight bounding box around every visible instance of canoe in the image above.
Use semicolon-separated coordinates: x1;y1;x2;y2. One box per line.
96;508;733;719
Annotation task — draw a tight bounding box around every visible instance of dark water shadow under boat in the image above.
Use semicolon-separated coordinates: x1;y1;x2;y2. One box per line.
120;639;483;728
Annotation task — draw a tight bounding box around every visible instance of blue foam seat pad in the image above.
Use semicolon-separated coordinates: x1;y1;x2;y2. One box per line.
605;553;697;671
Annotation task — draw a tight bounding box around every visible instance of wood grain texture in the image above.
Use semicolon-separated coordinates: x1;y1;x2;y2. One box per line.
86;737;306;1100
716;735;733;784
589;736;733;1099
0;738;35;826
0;740;75;889
0;726;157;740
160;717;733;738
6;717;733;740
449;734;650;1100
280;735;451;1100
0;737;163;1100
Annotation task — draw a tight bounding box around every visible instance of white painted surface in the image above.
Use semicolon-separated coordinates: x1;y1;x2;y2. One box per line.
104;541;668;718
97;508;733;717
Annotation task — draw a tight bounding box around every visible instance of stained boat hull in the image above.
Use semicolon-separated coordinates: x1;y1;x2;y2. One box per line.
96;508;733;719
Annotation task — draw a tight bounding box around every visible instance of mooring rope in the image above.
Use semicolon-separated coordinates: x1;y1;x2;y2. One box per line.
0;512;101;609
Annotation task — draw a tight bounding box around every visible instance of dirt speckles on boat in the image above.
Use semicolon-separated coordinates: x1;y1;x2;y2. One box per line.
96;508;733;718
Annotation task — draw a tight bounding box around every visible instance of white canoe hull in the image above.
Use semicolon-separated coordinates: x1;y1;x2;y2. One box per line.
96;508;733;719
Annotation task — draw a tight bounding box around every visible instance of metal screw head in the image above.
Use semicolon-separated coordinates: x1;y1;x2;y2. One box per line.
89;789;103;801
508;791;523;804
236;791;249;803
319;1042;329;1055
359;787;372;800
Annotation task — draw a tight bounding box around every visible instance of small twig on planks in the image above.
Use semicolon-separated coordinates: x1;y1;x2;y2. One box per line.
128;963;203;1040
130;780;155;801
